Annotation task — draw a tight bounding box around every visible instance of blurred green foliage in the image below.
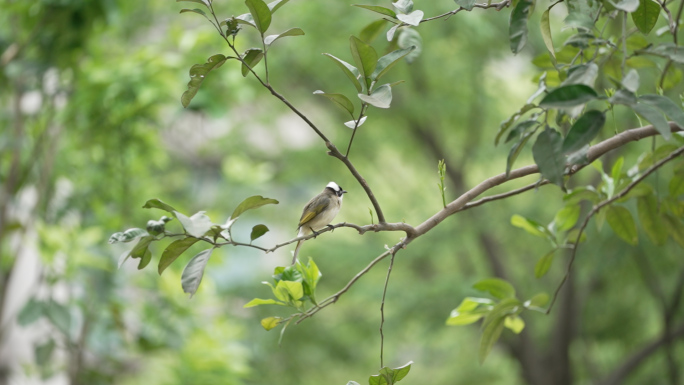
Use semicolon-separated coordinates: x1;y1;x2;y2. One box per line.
2;0;684;384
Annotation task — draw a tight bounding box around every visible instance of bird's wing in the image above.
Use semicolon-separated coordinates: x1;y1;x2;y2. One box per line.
298;200;330;227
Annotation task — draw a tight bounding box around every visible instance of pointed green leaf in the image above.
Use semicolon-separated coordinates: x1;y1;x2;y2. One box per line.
534;250;555;278
181;249;213;297
109;228;148;244
174;211;213;237
540;9;555;60
241;48;264;77
359;19;388;44
509;0;533;54
352;5;397;18
349;36;378;87
182;54;228;107
633;103;672;140
555;205;581;231
358;84;392;108
504;315;525;334
613;0;640;12
267;0;290;13
505;119;538;144
313;91;355;116
371;46;415;81
662;213;684;247
526;292;550;308
637;195;668;245
264;27;304;45
392;0;414;13
562;110;605;154
396;10;423;26
638;94;684;128
606;205;638;245
231;195;279;219
511;214;555;240
244;298;285;307
260;316;282;330
177;0;209;5
533;128;566;188
159;237;199;275
245;0;272;33
506;131;534;177
18;299;44;326
539;84;599;108
455;0;477;11
322;53;363;92
143;198;178;214
250;224;269;241
473;278;516;299
180;8;211;22
479;314;505;363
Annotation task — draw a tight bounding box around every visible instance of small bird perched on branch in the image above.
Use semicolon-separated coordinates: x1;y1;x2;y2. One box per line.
292;181;347;264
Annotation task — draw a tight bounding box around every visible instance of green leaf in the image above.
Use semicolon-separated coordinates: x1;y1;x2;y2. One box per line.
108;228;148;244
322;54;363;92
525;292;550;308
397;28;422;64
606;205;638;245
504;315;525;334
533;128;566;188
455;0;477;11
610;89;638;106
158;237;199;275
245;0;272;33
250;224;269;241
350;36;378;88
637;195;668;245
539;84;599;108
633;103;672;140
641;43;684;63
564;186;600;205
622;69;640;93
244;298;284;307
473;278;516;299
138;248;152;270
241;48;264;77
358;84;392;109
534;250;555;278
540;9;555;60
18;299;44;326
561;110;606;153
264;27;304;45
46;300;71;336
670;175;684;196
509;0;533;54
392;0;414;13
511;214;555;240
611;157;624;184
267;0;289;13
181;249;213;297
353;5;398;18
446;297;494;326
506;132;534;177
182;54;228;108
396;10;423;26
177;0;209;5
555;204;581;231
392;361;413;383
129;235;155;262
359;19;388;43
142;198;178;214
231;195;279;220
562;63;599;87
274;280;304;302
479;313;505;363
180;8;211;22
175;211;213;237
496;104;536;145
638;94;684;129
260;316;282;331
313;91;355;116
613;0;640;12
662;213;684;247
35;339;56;367
371;46;415;81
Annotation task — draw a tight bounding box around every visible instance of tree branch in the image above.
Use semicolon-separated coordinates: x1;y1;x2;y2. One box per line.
600;321;684;385
547;145;684;314
420;0;511;23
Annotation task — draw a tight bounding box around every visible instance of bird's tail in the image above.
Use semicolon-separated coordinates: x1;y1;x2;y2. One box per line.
292;239;303;265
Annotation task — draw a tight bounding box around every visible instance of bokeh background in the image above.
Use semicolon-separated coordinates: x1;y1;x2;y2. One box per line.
1;0;683;384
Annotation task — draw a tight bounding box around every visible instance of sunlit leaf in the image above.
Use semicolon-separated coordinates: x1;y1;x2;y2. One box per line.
244;298;285;307
158;237;199;275
231;195;279;219
504;315;525;334
473;278;516;299
534;250;555;278
181;249;213;297
260;316;282;330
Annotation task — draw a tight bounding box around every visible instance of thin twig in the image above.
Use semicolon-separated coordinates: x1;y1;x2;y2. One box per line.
546;145;684;314
420;0;511;23
345;104;368;158
379;251;397;368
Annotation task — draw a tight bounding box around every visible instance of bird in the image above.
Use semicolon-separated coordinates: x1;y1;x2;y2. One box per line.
292;181;347;264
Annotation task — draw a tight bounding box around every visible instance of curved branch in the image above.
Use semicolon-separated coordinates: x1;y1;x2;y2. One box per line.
421;0;511;23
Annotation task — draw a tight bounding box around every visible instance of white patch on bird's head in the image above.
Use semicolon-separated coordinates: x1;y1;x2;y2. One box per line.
326;181;347;197
326;181;341;192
